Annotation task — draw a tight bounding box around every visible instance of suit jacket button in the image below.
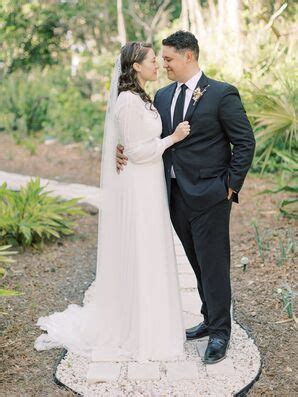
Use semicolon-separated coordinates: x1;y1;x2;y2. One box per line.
171;148;176;152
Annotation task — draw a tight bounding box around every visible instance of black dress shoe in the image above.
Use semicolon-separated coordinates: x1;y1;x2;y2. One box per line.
186;322;209;340
204;337;230;364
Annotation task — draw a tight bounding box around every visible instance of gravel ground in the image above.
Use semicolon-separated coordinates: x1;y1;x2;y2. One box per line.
53;278;261;396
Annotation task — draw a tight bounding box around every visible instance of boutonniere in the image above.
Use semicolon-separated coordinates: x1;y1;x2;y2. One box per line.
192;84;210;105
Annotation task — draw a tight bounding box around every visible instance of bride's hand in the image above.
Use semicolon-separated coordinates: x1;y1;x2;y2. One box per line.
172;121;190;144
116;144;128;174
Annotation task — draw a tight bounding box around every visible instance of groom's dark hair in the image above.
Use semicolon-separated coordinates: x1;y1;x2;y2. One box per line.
162;31;199;60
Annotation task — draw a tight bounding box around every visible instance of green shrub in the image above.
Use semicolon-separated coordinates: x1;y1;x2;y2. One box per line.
249;76;297;173
259;150;298;219
0;67;105;146
44;84;105;146
0;177;86;249
277;284;297;320
0;71;50;137
0;244;20;297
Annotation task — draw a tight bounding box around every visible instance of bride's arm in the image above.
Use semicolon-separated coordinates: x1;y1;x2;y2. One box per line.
115;92;174;164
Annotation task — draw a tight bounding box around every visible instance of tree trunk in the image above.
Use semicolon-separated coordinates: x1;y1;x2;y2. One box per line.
180;0;205;38
180;0;190;30
226;0;242;76
217;0;225;48
117;0;126;46
190;0;205;37
127;1;170;43
226;0;239;35
207;0;217;24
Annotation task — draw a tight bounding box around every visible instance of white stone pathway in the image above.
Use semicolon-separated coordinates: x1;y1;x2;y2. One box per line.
0;171;101;208
0;171;262;396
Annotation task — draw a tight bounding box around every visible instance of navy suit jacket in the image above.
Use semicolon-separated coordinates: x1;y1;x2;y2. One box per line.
153;72;256;211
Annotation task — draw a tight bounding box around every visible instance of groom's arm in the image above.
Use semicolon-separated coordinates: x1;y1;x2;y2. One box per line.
218;85;256;194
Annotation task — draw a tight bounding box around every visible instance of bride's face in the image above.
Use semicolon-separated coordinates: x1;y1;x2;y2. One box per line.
133;48;159;83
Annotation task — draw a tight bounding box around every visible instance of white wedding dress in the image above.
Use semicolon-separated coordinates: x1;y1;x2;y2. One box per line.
34;90;185;366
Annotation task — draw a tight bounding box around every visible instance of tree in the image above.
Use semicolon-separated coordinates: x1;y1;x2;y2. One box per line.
0;1;69;74
127;0;172;43
180;0;205;39
117;0;127;46
0;0;121;75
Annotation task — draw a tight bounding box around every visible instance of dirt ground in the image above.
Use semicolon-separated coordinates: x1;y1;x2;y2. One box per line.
0;134;101;186
0;133;297;396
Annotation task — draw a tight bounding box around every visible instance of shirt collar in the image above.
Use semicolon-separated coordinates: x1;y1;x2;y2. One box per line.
177;69;203;92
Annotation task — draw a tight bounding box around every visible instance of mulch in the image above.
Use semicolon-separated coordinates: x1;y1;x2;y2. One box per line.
1;206;98;396
0;133;296;396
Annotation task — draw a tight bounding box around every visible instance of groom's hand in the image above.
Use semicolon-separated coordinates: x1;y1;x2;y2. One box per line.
116;144;128;174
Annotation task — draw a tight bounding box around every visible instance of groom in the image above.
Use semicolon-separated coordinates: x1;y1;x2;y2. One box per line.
117;31;255;364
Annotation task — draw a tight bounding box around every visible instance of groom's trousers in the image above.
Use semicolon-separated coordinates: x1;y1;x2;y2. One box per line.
170;179;232;341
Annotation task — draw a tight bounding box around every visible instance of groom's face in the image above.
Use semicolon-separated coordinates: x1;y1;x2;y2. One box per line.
162;45;189;82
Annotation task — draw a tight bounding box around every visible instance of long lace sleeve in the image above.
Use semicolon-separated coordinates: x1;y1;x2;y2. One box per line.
115;92;173;164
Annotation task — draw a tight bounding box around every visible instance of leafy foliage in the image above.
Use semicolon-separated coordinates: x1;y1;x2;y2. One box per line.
0;67;105;145
0;244;20;297
259;151;297;219
0;71;49;137
0;244;17;264
0;177;86;248
277;284;297;320
44;83;105;145
249;76;297;173
0;0;69;74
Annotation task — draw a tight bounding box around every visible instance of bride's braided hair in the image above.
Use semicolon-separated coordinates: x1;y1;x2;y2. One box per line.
118;42;154;109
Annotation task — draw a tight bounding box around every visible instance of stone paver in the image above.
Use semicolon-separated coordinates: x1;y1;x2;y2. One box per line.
175;244;186;256
173;236;181;245
185;315;202;329
86;362;121;384
176;256;191;265
0;171;102;209
179;274;197;289
178;264;194;274
196;339;209;358
127;362;160;380
206;357;236;376
166;361;199;381
181;291;201;315
183;311;202;328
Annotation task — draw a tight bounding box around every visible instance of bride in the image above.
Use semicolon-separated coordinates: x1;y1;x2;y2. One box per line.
34;42;190;373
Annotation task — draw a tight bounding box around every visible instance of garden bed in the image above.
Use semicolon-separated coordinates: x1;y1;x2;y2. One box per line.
1;207;98;396
0;134;101;187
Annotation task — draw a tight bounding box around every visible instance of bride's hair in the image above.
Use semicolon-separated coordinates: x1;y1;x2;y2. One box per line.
118;42;154;108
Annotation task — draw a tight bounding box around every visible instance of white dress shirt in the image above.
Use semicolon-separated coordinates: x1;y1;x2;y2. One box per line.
170;69;203;178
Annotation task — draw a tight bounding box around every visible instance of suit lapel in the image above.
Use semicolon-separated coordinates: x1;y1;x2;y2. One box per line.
184;72;209;122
